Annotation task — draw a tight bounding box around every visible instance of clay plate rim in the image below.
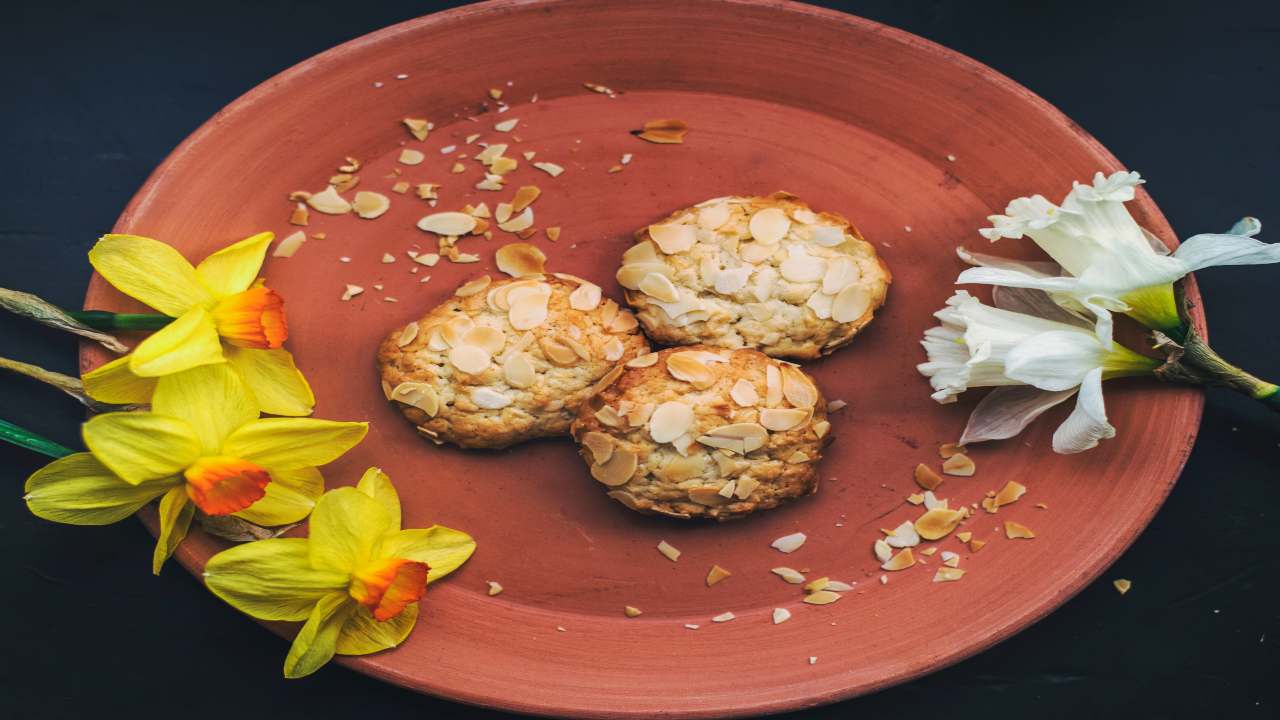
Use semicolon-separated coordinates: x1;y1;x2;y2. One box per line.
80;0;1204;716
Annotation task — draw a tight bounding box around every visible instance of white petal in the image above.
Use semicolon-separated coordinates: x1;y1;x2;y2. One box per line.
1052;368;1115;453
1004;330;1106;391
991;286;1093;329
956;246;1060;276
956;266;1083;294
1226;217;1261;238
960;385;1077;445
1171;232;1280;272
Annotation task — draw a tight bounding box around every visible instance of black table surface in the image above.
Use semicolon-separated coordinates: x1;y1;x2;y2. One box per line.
3;1;1277;717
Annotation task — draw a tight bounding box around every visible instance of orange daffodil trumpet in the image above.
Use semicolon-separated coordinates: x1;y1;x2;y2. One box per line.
203;469;476;678
24;363;367;573
81;232;315;416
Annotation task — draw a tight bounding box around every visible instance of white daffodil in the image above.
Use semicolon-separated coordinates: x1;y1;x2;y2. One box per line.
957;170;1279;346
918;290;1159;453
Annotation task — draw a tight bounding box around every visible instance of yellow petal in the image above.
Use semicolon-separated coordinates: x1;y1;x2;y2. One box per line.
335;603;418;656
356;467;400;530
222;418;367;471
379;526;477;583
284;591;357;679
152;485;194;575
82;412;201;485
203;538;347;621
81;355;158;405
24;453;176;525
88;234;215;316
234;466;324;526
129;307;226;377
309;487;392;574
152;363;259;454
224;346;315;416
195;232;273;298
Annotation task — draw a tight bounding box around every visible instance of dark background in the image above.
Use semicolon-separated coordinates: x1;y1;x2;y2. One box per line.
2;1;1276;717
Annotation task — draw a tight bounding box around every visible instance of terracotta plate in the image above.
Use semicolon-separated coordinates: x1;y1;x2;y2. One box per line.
82;1;1203;717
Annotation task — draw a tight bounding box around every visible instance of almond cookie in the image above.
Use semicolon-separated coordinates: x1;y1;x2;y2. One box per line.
378;274;650;449
570;345;832;520
618;193;890;359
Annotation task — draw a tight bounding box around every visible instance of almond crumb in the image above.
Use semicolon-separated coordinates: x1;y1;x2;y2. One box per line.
1004;521;1035;539
706;565;732;586
1113;579;1132;595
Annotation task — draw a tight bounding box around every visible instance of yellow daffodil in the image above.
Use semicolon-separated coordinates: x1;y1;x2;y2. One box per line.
25;363;367;573
81;232;316;416
203;468;476;678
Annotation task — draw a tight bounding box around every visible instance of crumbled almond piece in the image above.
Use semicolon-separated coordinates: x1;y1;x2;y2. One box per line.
545;226;561;242
288;190;312;201
941;551;960;568
607;164;623;174
341;284;363;301
969;539;987;552
486;580;503;596
885;520;920;548
353;191;391;219
399;148;426;165
914;463;944;491
495;242;546;277
635;118;689;144
494;118;520;132
511;185;541;212
933;567;965;583
771;532;806;553
771;567;805;584
942;453;976;476
488;87;503;100
402;118;430;141
289;202;309;226
906;493;925;506
329;173;359;193
451;162;466;174
881;548;915;571
803;590;841;606
391;181;411;194
711;611;735;623
914;508;965;541
772;608;791;625
533;161;564;177
705;564;732;586
1113;579;1132;595
993;481;1027;508
1036;502;1049;509
956;531;972;543
938;442;966;459
273;231;307;258
307;185;351;215
381;253;396;264
624;606;642;618
919;547;937;557
1004;521;1035;539
657;540;681;562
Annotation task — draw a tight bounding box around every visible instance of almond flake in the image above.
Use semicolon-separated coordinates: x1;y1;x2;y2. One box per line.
638;272;680;302
885;520;920;548
495;242;546;277
416;183;440;200
748;207;790;244
1004;521;1035;539
451;162;466;174
760;408;810;432
486;581;504;596
353;191;390;219
449;345;491;374
398;148;425;166
648;223;696;254
941;551;960;568
881;548;915;571
906;493;925;506
666;351;716;389
591;448;637;487
824;581;855;592
765;365;783;406
729;379;759;407
533;161;564;177
329;173;359;193
772;608;791;624
933;567;965;583
874;539;893;563
472;387;512;409
494;118;520;132
414;253;441;267
289;202;309;226
956;531;972;543
697;422;767;455
919;547;938;556
914;463;944;491
1113;579;1132;595
649;401;694;443
771;567;805;584
635;118;688;144
710;611;735;623
771;532;806;554
381;253;396;264
938;442;966;459
656;540;681;562
624;606;643;618
803;576;831;593
418;211;478;236
568;282;602;311
390;382;439;417
706;565;732;586
341;284;363;301
455;275;493;298
942;453;976;476
395;322;420;347
307;185;352;215
626;352;659;368
993;480;1027;508
780;366;818;408
969;538;987;552
402;118;430;140
803;590;841;606
273;231;307;258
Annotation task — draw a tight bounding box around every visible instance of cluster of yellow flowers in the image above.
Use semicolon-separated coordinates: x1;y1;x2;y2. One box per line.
21;233;475;678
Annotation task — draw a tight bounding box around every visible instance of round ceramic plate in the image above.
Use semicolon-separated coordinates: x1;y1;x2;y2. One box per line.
81;1;1203;717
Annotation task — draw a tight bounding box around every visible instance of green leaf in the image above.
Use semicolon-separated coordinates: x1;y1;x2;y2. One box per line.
283;592;356;679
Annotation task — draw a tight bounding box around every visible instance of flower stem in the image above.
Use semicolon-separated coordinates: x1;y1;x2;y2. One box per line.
0;418;75;458
0;355;141;412
66;310;173;331
0;288;130;353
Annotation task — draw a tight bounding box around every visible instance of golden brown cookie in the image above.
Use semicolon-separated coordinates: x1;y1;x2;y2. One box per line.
378;274;650;449
618;193;890;359
570;345;832;520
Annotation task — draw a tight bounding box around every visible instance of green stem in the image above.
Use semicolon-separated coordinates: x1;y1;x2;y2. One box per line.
0;418;75;458
66;310;173;331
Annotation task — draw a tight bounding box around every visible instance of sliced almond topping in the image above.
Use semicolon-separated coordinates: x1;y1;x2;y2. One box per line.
588;364;624;396
472;387;512;409
666;351;716;389
495;242;546;277
1004;521;1036;539
832;283;872;324
418;211;478;236
656;539;681;562
1113;579;1132;595
508;286;551;330
594;405;624;428
540;336;579;366
821;256;861;295
770;532;806;553
765;365;783;406
780;366;818;408
440;316;475;347
885;520;921;548
748;207;790;244
581;432;615;465
626;352;659;368
638;272;680;302
759;408;810;432
398;148;426;165
733;477;759;500
448;345;492;374
615;262;671;290
454;275;493;298
511;185;541;212
648;223;696;254
273;231;307;258
698;422;768;455
649;401;694;443
601;337;625;362
461;326;505;354
942;453;976;476
697;203;731;230
688;486;731;506
306;185;351;214
779;248;827;283
635;118;688;144
771;567;805;584
607;309;639;334
565;282;601;311
391;382;439;417
395;322;420;348
501;350;537;387
772;608;792;624
402;118;430;141
729;379;759;407
804;590;841;605
933;567;965;583
914;508;965;540
881;548;915;571
592;448;638;487
993;480;1027;507
914;463;944;491
565;336;593;361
